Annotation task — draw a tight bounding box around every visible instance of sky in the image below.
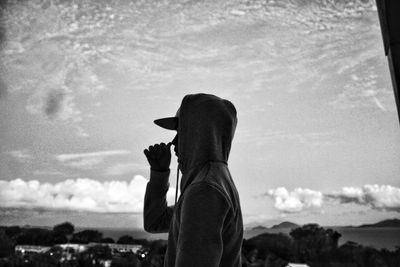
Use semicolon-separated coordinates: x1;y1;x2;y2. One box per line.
0;0;399;229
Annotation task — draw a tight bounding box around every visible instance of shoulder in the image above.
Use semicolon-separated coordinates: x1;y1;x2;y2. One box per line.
188;164;233;209
199;163;235;207
184;181;230;208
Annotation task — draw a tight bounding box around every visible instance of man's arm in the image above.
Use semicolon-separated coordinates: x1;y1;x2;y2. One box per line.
176;183;230;267
143;169;174;233
143;143;174;233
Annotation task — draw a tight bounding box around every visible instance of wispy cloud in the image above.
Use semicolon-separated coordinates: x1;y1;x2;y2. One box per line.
266;187;323;213
329;71;394;112
76;126;90;138
327;185;400;212
62;157;104;170
105;163;147;176
44;89;66;118
7;149;33;161
56;150;131;162
0;76;7;99
237;130;338;146
26;87;83;123
55;150;131;170
0;176;176;213
33;170;66;176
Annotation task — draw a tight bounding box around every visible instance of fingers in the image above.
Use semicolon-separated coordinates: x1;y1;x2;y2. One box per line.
144;142;171;157
144;142;172;171
143;149;150;159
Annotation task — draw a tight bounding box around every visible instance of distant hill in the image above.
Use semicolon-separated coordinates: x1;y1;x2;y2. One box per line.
271;221;299;230
358;219;400;228
251;225;268;230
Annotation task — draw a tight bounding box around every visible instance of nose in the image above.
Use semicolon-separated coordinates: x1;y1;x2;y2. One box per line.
171;135;177;146
171;135;178;156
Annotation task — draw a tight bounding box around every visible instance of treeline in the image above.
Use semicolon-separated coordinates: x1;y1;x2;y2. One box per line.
242;224;400;267
0;222;150;257
1;222;400;267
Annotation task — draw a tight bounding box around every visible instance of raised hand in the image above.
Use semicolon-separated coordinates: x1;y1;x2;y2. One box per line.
144;142;172;172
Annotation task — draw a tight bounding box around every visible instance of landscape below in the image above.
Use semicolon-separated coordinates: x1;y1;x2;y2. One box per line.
0;219;399;267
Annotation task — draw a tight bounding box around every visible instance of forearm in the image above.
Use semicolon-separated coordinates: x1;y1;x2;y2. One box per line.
143;169;174;233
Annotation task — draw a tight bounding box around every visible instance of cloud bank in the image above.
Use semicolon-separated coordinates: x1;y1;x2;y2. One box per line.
327;184;400;212
267;187;323;213
267;184;400;213
0;176;176;213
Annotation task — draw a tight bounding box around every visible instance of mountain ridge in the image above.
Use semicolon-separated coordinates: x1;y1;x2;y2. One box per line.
270;221;300;230
357;219;400;228
248;218;400;230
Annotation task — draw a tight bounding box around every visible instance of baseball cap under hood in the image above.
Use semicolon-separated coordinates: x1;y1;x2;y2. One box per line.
154;108;180;130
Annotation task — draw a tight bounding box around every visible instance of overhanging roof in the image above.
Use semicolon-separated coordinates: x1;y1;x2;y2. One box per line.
376;0;400;124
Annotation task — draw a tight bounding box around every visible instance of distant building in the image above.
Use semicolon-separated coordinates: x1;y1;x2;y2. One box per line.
58;243;88;253
15;245;51;254
92;243;143;254
100;259;112;267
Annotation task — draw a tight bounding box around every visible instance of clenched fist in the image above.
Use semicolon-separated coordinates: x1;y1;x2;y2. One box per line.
144;142;172;172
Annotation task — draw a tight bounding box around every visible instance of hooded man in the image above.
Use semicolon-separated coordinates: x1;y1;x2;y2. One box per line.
143;93;243;267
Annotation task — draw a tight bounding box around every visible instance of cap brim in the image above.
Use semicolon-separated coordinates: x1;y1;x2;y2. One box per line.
154;117;178;130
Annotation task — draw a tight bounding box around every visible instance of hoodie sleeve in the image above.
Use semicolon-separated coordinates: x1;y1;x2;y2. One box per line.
143;169;174;233
176;182;230;267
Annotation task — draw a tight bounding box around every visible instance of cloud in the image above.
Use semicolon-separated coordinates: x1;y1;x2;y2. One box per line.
105;163;147;176
0;176;176;213
7;149;33;162
62;157;104;170
76;126;89;138
327;184;400;212
26;87;83;123
56;150;131;170
236;129;339;146
44;89;65;117
264;184;400;214
33;170;65;176
0;76;7;99
56;150;131;162
267;187;323;213
329;71;395;112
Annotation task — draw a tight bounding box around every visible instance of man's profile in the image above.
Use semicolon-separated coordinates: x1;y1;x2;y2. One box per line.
143;93;243;267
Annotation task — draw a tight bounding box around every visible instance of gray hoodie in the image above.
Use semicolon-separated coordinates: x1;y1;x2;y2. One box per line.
144;94;243;267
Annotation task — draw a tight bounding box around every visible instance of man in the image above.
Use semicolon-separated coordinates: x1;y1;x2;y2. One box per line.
143;93;243;267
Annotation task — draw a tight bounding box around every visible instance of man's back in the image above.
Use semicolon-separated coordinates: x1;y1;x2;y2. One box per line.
163;162;243;267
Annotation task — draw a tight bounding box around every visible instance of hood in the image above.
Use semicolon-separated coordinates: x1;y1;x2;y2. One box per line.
177;93;237;192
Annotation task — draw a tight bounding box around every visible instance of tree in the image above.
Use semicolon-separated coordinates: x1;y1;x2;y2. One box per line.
116;236;150;246
244;233;294;261
71;229;103;244
117;235;135;244
87;245;112;260
0;229;14;258
290;224;341;262
53;222;74;244
148;240;167;255
53;222;74;236
111;253;142;267
16;227;53;246
3;226;21;240
101;237;115;243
